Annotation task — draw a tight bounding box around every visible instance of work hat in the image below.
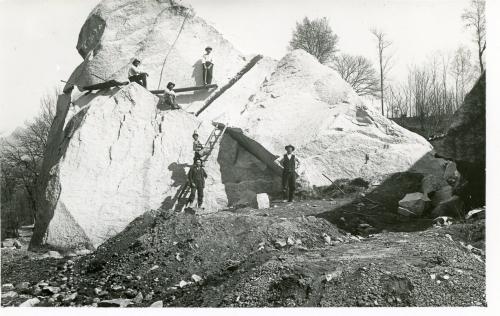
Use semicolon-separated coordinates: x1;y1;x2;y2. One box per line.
285;144;295;151
132;58;141;64
205;46;212;52
167;82;175;89
192;131;199;138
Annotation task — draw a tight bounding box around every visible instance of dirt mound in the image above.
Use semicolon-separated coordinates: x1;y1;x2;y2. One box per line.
1;202;485;307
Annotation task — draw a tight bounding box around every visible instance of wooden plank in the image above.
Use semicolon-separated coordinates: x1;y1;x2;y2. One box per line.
196;55;263;116
82;80;129;91
150;84;218;95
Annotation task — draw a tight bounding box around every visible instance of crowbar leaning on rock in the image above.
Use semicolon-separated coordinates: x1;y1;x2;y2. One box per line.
322;173;346;195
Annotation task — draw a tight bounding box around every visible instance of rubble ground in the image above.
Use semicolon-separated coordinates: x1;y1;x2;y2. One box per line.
1;198;485;307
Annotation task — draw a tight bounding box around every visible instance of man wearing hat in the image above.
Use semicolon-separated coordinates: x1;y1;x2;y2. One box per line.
192;131;208;162
279;145;300;202
163;82;180;109
187;158;208;209
128;58;149;88
201;46;214;85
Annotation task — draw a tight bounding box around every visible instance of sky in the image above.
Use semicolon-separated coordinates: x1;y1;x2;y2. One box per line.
0;0;477;134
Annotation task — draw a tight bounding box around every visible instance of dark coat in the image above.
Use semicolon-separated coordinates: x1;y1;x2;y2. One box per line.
281;154;297;173
188;166;207;188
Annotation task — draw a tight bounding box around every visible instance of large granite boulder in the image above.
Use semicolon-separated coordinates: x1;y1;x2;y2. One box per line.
33;84;229;250
232;50;445;188
434;72;485;208
68;0;246;93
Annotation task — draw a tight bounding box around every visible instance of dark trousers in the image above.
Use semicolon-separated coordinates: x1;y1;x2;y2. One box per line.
203;63;213;84
188;185;204;207
282;171;296;202
129;74;148;88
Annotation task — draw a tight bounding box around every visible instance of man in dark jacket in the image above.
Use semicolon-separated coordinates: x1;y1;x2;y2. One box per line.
279;144;300;202
187;158;208;209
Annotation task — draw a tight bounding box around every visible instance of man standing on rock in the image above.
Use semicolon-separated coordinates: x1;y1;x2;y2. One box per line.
187;158;208;209
279;145;300;202
128;58;148;88
163;82;180;109
202;47;214;85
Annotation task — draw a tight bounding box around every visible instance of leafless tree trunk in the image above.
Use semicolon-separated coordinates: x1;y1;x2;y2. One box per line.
462;0;486;74
1;89;58;227
371;29;393;117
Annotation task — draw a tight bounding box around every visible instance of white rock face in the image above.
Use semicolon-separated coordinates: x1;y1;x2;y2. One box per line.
235;50;444;188
194;56;278;122
68;0;246;91
42;84;227;249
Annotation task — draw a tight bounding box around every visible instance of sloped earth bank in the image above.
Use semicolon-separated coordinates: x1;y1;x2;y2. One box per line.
1;199;485;307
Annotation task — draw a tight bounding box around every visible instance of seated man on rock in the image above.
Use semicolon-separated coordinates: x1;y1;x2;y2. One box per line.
128;58;148;88
187;158;208;210
278;144;300;202
163;82;181;110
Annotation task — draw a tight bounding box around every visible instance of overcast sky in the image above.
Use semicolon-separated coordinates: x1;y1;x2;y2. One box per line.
0;0;477;134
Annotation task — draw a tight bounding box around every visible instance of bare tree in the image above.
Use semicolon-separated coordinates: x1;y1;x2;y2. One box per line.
371;28;393;116
450;46;474;110
387;53;460;138
0;90;57;229
331;54;380;96
289;17;339;64
462;0;486;74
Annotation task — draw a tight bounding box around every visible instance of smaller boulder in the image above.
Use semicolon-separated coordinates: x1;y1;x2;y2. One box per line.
13;240;22;249
398;207;417;217
421;174;444;196
431;185;453;207
322;233;332;245
124;288;138;298
398;192;430;217
1;239;15;248
433;216;453;226
132;292;143;304
443;161;459;181
75;249;92;256
2;283;15;291
465;207;485;221
431;196;464;218
274;239;287;248
15;282;30;293
43;251;63;259
42;286;61;295
19;297;40;307
98;299;131;307
1;291;18;299
63;292;78;302
191;274;202;283
255;193;270;209
150;300;163;307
